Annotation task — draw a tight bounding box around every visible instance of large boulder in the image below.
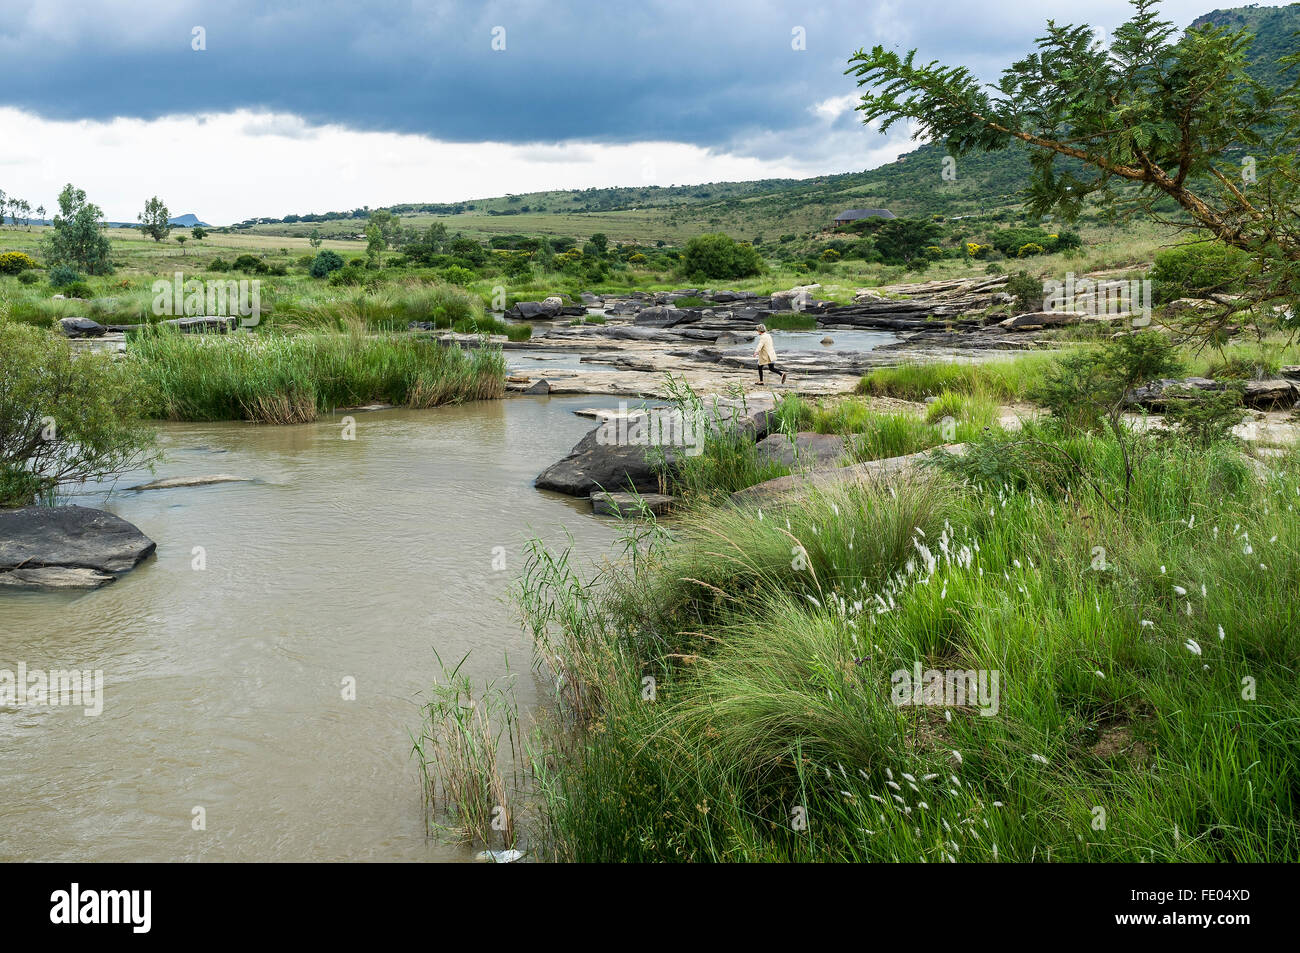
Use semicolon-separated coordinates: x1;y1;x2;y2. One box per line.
0;505;156;590
537;394;776;497
59;317;106;338
756;432;848;469
506;300;561;319
535;424;678;496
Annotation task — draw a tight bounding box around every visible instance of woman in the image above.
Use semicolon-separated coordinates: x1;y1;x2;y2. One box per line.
752;324;787;384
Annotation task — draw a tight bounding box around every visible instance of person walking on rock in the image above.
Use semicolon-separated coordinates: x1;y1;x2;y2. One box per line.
753;324;787;385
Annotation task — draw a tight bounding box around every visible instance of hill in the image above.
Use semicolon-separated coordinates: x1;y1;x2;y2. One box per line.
236;3;1296;246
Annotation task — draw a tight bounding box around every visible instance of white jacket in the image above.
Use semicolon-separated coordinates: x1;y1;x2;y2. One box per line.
754;331;776;363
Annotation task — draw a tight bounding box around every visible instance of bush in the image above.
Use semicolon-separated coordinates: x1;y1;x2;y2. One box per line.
1149;242;1251;303
1006;270;1043;313
0;251;38;275
16;271;39;285
209;258;231;272
0;319;157;506
47;264;81;288
680;233;763;280
1017;242;1046;258
328;264;366;286
232;254;264;273
442;265;477;286
309;250;345;278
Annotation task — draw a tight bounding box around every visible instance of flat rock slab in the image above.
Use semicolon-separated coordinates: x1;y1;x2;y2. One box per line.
130;474;250;491
0;566;116;590
0;505;156;588
590;491;675;517
731;444;965;506
757;432;848;469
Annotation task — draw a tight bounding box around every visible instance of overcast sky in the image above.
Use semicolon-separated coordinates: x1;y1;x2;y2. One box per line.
0;0;1284;223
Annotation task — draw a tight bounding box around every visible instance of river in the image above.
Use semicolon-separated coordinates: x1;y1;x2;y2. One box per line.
0;396;622;861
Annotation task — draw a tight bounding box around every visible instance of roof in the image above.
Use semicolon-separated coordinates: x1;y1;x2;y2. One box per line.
833;208;896;221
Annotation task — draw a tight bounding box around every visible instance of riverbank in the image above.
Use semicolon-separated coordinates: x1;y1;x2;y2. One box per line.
507;340;1300;862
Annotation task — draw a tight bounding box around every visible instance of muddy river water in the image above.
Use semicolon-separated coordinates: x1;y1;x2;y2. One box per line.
0;396;622;861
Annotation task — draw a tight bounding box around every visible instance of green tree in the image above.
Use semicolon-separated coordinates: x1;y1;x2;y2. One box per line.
846;0;1300;333
0;320;157;507
308;228;323;249
44;184;113;275
138;196;172;242
191;226;207;242
680;233;763;280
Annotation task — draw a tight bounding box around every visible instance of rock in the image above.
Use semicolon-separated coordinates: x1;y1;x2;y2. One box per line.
537;393;775;497
542;295;565;310
998;311;1079;330
590;491;675;516
756;432;847;469
580;292;604;306
129;474;250;491
0;505;156;588
535;425;678;496
1128;377;1221;408
732;445;966;506
0;566;116;590
475;849;525;863
58;317;107;338
821;336;835;345
523;379;551;395
633;306;699;328
1243;379;1297;409
160;316;237;333
1280;365;1300;384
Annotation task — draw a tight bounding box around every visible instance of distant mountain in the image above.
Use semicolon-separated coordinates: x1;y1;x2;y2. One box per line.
168;213;209;227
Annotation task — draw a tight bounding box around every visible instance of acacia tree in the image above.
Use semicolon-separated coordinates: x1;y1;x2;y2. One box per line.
138;196;172;242
847;0;1299;334
45;184;114;274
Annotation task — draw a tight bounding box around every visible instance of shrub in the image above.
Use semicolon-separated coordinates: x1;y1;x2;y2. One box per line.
47;264;81;288
442;265;477;286
309;250;345;278
1149;242;1251;303
328;264;366;286
1017;242;1046;258
680;233;763;280
209;258;231;272
1006;270;1043;313
0;251;38;274
232;254;264;272
0;319;158;506
16;271;39;285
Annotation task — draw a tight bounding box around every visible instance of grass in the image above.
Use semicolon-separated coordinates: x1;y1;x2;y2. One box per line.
762;313;818;331
856;354;1061;402
518;426;1300;861
127;327;505;423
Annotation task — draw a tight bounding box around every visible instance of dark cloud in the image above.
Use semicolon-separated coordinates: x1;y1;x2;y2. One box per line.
0;0;1231;152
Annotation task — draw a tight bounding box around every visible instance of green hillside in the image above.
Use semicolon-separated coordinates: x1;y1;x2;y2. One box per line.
238;3;1297;246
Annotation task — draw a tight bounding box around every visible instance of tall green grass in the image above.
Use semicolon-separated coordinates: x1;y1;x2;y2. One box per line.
857;355;1061;402
518;428;1300;861
128;328;505;422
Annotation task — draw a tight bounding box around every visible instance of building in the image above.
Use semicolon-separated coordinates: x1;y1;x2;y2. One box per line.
832;208;896;226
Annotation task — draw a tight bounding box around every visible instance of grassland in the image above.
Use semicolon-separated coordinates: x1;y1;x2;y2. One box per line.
512;348;1300;862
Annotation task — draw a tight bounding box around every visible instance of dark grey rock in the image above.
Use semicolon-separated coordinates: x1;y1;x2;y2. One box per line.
59;317;106;338
0;505;156;588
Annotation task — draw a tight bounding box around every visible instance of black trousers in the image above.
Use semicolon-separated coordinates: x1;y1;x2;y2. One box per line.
757;361;784;382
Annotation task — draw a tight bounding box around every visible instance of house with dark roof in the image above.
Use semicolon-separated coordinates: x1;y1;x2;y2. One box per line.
832;208;896;225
